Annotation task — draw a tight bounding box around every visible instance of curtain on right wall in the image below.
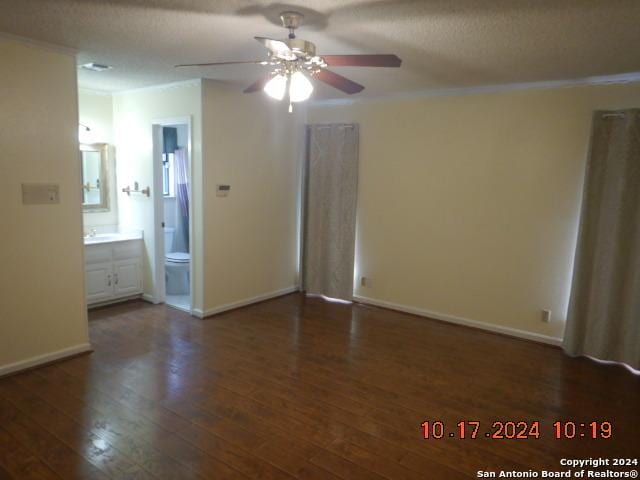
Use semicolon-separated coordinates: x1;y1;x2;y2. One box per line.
563;110;640;370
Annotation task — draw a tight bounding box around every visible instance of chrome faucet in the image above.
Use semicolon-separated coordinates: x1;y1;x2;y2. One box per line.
85;228;97;238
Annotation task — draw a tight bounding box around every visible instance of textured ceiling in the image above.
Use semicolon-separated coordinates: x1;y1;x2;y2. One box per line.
2;0;640;99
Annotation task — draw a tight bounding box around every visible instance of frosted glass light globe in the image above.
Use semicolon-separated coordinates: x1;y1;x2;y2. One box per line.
289;71;313;102
263;74;287;100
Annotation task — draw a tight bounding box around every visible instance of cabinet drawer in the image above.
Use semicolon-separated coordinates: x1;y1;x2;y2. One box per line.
113;240;142;261
85;244;112;264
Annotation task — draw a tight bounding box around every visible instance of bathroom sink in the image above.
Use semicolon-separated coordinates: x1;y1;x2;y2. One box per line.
85;233;119;243
84;232;142;245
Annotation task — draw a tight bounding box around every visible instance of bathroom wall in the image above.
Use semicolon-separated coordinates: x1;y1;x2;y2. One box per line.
78;89;114;143
308;80;640;342
200;79;301;314
112;81;203;310
113;79;300;315
163;197;177;229
78;90;118;230
0;38;90;374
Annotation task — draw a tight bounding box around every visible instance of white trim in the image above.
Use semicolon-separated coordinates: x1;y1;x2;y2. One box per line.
73;59;92;343
353;295;562;346
193;286;299;318
0;343;92;378
0;31;77;56
115;79;201;96
151;117;194;315
310;71;640;108
142;293;159;304
78;87;112;97
151;124;166;306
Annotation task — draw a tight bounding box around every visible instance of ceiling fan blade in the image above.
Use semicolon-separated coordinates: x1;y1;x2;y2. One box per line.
321;54;402;68
175;60;266;68
314;69;364;94
243;74;274;93
254;36;297;61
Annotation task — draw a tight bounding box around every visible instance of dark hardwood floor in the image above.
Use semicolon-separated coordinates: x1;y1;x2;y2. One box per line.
0;293;638;479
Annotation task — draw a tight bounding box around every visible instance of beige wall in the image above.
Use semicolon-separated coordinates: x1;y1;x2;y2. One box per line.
79;90;117;229
200;80;300;313
0;39;89;372
78;90;114;144
308;82;640;340
112;82;203;309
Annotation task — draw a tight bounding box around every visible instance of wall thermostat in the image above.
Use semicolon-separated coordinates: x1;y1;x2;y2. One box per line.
216;184;231;197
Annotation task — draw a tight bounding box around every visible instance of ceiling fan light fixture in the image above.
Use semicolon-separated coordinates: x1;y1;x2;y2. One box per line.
289;71;313;102
263;74;287;100
177;10;401;102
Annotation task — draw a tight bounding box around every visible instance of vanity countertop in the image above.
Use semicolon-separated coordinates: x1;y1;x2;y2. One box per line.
84;231;143;245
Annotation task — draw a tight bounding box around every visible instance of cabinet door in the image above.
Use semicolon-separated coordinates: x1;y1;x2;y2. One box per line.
113;259;142;297
85;262;113;304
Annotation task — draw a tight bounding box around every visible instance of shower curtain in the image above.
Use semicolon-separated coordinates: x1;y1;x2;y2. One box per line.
173;147;190;253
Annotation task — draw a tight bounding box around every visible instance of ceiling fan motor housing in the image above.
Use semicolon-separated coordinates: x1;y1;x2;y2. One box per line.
286;38;316;57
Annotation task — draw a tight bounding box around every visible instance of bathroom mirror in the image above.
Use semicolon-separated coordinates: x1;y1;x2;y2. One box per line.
80;143;109;212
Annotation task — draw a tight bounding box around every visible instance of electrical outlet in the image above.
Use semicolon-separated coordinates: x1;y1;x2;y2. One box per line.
541;309;552;323
360;276;367;287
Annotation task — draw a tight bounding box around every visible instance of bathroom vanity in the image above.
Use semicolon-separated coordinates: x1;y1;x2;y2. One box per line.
84;233;143;306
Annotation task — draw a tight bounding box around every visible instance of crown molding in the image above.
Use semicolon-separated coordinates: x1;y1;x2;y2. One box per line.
310;71;640;108
0;31;76;56
114;78;201;96
78;87;112;97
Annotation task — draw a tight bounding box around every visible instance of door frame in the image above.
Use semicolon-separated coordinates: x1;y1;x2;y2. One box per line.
151;116;194;314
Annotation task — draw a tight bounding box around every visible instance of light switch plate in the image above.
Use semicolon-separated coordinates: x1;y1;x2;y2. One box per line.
22;183;60;205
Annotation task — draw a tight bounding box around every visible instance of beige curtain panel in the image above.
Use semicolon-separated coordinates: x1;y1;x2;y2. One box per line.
563;110;640;369
303;124;359;301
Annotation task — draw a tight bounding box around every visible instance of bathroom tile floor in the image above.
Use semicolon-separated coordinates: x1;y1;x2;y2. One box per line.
166;294;190;312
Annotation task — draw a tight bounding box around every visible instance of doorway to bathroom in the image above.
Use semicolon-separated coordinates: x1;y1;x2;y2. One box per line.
152;118;192;313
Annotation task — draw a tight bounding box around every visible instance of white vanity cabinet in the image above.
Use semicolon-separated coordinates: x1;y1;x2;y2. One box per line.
85;239;143;306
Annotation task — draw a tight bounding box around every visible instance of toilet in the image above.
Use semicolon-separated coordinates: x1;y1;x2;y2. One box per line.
164;227;190;295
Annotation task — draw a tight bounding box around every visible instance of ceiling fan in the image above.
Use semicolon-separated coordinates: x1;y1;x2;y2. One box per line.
176;11;402;110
